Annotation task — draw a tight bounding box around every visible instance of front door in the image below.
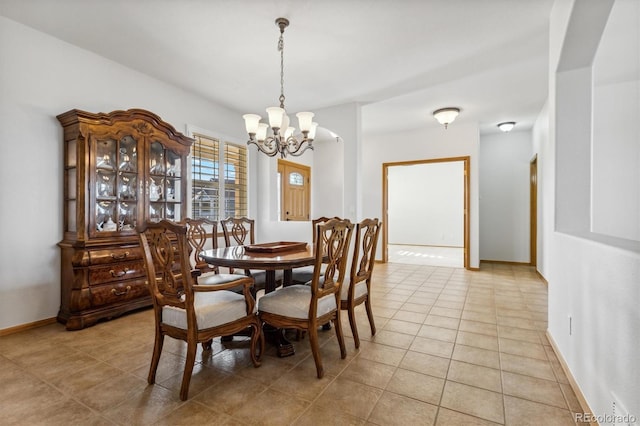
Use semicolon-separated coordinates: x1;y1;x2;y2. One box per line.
278;159;310;221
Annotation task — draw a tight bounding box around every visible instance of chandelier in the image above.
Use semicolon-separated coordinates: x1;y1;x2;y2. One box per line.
243;18;318;158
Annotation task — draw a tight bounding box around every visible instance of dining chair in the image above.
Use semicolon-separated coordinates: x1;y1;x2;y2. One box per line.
258;218;354;378
139;220;263;400
340;218;382;348
290;216;341;284
220;216;283;293
184;217;247;287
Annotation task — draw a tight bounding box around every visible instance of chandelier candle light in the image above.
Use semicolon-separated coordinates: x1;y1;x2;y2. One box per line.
243;18;318;158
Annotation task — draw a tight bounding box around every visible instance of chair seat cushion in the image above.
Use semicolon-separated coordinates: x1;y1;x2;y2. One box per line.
197;272;249;286
163;290;251;330
247;269;284;286
340;280;368;301
258;285;336;319
291;264;327;283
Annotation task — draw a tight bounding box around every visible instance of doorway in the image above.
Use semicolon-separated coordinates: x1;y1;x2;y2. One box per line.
383;157;470;269
278;159;311;221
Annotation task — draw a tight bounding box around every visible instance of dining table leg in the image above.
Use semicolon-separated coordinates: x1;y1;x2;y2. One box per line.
264;270;295;357
283;269;293;286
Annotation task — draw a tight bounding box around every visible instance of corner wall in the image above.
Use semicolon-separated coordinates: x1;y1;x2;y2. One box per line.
540;0;640;419
0;17;243;329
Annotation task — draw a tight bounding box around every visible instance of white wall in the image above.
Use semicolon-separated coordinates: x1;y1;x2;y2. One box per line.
362;122;480;268
590;0;640;241
0;17;244;329
541;0;640;420
388;162;464;247
479;130;532;262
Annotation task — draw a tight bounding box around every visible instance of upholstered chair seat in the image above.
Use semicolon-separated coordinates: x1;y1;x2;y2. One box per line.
340;279;368;302
291;264;327;284
163;290;257;330
259;284;336;319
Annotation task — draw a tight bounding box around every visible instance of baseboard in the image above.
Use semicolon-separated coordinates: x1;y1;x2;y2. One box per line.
536;270;549;286
480;259;531;266
0;317;57;337
546;331;598;425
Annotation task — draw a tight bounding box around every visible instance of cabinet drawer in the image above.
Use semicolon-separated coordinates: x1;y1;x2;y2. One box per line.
88;260;146;285
88;247;142;265
90;279;149;308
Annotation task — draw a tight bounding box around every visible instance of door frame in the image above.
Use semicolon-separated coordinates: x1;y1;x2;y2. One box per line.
530;155;538;267
382;156;470;269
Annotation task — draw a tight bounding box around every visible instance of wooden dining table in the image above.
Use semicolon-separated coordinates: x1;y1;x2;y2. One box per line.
200;242;318;357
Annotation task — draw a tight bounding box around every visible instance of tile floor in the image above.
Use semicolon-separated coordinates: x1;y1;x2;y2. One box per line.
0;263;585;425
387;245;464;268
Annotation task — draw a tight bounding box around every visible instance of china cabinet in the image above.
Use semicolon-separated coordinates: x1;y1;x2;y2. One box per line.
57;108;193;330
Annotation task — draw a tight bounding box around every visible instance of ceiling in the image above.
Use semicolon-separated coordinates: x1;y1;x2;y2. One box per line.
0;0;554;136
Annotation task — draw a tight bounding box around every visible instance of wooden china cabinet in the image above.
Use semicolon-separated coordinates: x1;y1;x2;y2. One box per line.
57;109;193;330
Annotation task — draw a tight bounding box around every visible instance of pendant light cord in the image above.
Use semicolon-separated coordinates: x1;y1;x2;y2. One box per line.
278;27;285;108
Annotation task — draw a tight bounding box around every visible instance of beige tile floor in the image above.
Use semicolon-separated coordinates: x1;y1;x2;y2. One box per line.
0;263;585;425
387;245;463;268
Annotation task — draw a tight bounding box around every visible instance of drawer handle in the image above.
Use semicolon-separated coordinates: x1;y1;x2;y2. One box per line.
111;251;130;260
110;268;129;278
111;285;132;296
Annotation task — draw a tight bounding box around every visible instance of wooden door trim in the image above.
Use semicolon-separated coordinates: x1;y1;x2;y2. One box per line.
382;156;470;269
530;155;537;267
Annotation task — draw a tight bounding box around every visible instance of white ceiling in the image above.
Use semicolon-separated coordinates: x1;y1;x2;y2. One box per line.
0;0;554;135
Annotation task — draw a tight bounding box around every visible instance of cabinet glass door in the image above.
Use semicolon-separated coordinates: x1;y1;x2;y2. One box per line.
93;135;139;235
148;141;182;222
95;138;117;233
116;135;138;232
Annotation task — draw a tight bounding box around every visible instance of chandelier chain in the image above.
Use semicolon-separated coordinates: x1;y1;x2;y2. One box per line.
278;32;285;108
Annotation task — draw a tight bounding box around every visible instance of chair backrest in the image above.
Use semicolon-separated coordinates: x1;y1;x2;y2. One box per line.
309;218;354;301
220;217;255;247
139;220;194;309
184;217;219;273
311;216;342;243
349;218;382;289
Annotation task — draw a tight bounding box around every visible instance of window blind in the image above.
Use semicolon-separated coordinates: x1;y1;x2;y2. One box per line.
223;142;248;218
191;134;220;220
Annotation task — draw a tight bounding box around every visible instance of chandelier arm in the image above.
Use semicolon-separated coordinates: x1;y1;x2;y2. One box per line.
285;136;314;156
247;138;280;157
290;142;314;157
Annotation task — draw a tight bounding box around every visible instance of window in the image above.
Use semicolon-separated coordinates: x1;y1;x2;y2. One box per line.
191;133;247;220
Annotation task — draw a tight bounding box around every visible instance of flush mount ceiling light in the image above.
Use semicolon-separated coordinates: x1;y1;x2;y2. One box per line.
433;107;460;129
243;17;318;158
497;121;516;132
